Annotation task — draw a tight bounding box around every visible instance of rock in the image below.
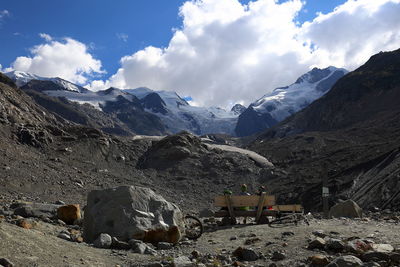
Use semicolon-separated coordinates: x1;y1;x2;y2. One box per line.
271;251;286;261
83;185;185;244
57;232;72;241
390;252;400;263
329;200;362;218
199;208;214;218
233;247;259;261
308;237;327;249
281;231;295;237
361;262;381;267
173;256;194;267
0;258;14;267
17;219;34;229
111;237;131;250
230;236;238;240
326;238;345;252
372;244;394;253
309;254;330;266
93;233;112;249
346;239;373;254
326;255;363;267
157;242;173;250
57;204;81;225
361;251;390;262
313;230;327;238
11;202;60;219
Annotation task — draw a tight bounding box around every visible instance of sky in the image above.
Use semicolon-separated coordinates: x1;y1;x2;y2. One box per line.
1;0;400;108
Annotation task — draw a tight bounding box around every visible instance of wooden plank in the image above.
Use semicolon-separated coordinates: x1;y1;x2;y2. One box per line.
225;195;236;221
255;192;267;223
272;204;303;212
214;210;278;217
214;195;276;207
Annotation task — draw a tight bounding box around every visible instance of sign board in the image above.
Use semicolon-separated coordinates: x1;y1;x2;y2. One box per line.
322;186;329;197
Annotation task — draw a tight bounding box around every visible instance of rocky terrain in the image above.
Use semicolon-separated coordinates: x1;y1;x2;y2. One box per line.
0;47;400;266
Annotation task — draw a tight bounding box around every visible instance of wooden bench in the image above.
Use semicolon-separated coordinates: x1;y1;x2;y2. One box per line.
214;192;303;224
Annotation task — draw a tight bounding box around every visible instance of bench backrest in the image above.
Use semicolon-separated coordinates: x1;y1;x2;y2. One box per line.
214;194;276;207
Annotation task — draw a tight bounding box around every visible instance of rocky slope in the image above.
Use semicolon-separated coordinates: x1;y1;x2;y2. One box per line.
250;48;400;211
236;67;347;137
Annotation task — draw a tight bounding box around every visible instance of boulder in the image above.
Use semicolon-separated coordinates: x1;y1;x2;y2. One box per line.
329;200;362;218
57;204;81;225
83;186;185;244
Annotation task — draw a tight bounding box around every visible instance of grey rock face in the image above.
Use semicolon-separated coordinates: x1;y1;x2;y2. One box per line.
93;233;112;249
83;185;184;244
329;200;362;218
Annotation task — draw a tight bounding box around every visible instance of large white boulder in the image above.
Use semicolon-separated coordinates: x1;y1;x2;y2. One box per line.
83;186;185;244
329;199;362;218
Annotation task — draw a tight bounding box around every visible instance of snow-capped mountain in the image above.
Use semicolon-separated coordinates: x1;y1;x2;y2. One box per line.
235;66;348;137
5;70;88;93
126;88;238;135
6;71;239;135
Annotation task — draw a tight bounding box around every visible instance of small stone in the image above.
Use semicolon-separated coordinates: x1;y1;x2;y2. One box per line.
281;231;294;236
362;262;381;267
191;250;201;258
308;237;326;249
57;204;81;225
230;236;238;240
362;251;390;262
173;256;194;267
271;251;286;261
313;230;327;238
326;238;345;252
233;247;259;261
17;219;33;229
372;244;394;253
93;233;112;249
0;258;14;267
390;252;400;263
111;237;131;250
327;255;363;267
157;242;173;250
309;254;330;266
58;232;72;241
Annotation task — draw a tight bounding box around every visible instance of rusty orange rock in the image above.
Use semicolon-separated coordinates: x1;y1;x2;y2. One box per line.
57;204;81;225
17;219;33;229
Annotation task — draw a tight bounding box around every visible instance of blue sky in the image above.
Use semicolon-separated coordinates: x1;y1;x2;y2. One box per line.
0;0;345;77
1;0;399;107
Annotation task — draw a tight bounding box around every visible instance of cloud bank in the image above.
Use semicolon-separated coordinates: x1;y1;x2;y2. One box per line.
91;0;400;107
8;34;104;84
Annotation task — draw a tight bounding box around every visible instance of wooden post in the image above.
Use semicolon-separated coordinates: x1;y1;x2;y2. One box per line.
255;192;267;223
225;194;235;222
322;164;329;219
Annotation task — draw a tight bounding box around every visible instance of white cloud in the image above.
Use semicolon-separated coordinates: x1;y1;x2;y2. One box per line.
88;0;400;107
116;33;129;42
0;10;9;19
39;33;52;42
9;34;104;84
